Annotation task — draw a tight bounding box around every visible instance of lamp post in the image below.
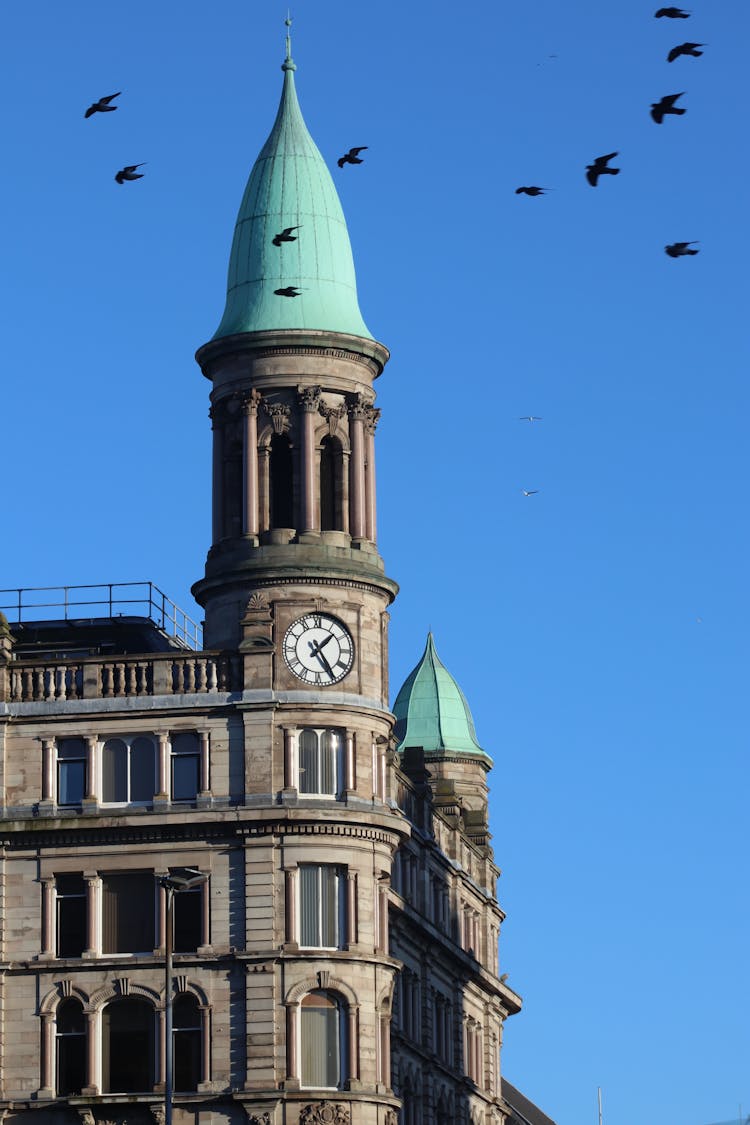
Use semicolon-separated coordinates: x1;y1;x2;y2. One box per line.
157;868;209;1125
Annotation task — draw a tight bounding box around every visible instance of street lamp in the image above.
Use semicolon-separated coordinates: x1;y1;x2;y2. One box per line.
157;868;209;1125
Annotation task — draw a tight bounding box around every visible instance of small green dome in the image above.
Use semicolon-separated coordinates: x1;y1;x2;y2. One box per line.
213;38;372;341
393;634;491;762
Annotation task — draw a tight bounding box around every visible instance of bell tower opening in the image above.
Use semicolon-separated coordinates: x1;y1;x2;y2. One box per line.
269;432;294;529
320;435;344;531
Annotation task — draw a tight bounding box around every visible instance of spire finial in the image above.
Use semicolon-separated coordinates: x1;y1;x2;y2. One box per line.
282;11;296;71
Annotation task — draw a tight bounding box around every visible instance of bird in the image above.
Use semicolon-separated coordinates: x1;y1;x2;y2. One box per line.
665;241;699;257
650;92;686;124
521;489;540;497
274;286;305;297
337;146;367;168
272;226;301;247
499;973;510;983
114;163;145;184
655;6;691;16
519;416;543;422
667;42;704;61
515;186;550;196
586;152;620;187
85;93;121;119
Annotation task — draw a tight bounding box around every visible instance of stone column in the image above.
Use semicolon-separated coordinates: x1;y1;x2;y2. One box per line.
344;733;355;794
346;872;357;945
156;733;169;800
286;1005;299;1082
84;1009;99;1094
40;1013;55;1096
363;406;380;542
283;727;297;790
84;875;100;957
157;878;168;952
157;1005;167;1087
40;877;55;957
41;739;55;803
210;403;224;545
199;731;211;795
347;394;368;540
284;868;298;945
382;1010;391;1087
200;1006;211;1084
258;443;270;533
297;386;321;533
242;389;262;537
348;1007;359;1082
85;735;98;803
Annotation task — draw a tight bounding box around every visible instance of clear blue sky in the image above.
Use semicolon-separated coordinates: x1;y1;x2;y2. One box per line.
2;3;748;1124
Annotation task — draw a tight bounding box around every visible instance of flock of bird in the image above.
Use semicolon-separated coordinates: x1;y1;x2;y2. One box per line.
514;5;705;260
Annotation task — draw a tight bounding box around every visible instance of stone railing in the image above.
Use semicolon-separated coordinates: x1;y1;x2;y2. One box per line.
6;651;240;703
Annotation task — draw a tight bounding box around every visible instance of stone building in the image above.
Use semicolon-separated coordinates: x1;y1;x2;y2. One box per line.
0;26;554;1125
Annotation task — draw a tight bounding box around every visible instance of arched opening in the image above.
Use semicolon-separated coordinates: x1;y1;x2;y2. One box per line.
222;425;243;539
269;433;294;528
56;998;86;1095
173;994;202;1092
102;998;155;1092
320;436;344;531
300;990;345;1089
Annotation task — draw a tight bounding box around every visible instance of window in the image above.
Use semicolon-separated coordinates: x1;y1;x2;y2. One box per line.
173;876;205;953
433;993;452;1064
301;991;345;1089
270;433;294;528
102;873;155;954
56;998;86;1095
170;732;200;802
173;994;202;1092
298;728;342;796
102;736;156;804
57;738;86;806
299;865;345;949
464;1018;482;1085
56;874;87;958
102;998;155;1092
320;436;344;531
398;970;420;1043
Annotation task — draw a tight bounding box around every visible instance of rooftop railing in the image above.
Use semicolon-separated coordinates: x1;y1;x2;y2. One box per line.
0;581;203;651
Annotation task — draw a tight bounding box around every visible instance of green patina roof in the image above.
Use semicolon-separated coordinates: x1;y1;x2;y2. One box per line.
392;634;491;762
213;34;372;341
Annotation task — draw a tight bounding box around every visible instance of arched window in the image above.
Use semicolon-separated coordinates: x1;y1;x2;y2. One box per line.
102;736;156;804
270;433;294;528
102;998;155;1092
320;436;344;531
298;728;341;796
300;991;346;1089
173;994;202;1092
56;998;86;1095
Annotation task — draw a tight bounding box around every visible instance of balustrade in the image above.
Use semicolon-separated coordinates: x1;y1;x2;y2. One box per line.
7;652;238;702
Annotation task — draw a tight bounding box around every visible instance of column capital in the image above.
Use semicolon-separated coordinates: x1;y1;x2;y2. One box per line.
347;391;372;421
264;401;291;434
319;399;347;436
363;405;381;435
297;385;322;412
241;388;263;416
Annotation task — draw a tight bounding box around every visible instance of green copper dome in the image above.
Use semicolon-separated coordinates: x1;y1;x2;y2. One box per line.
393;634;491;762
213;37;372;341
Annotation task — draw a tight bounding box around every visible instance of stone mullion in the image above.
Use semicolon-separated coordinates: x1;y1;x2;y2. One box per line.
347;396;367;539
41;739;55;803
210;404;224;545
40;1013;55;1095
364;406;380;542
84;875;100;957
297;386;321;533
84;1009;99;1094
40;877;56;957
199;731;211;795
242;390;261;537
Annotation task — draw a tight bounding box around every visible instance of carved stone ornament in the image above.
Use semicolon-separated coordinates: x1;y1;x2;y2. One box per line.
149;1106;167;1125
175;973;188;995
384;1111;398;1125
264;401;292;434
245;592;269;612
299;1105;350;1125
113;976;130;996
77;1111;96;1125
297;385;322;412
245;1114;271;1125
363;405;381;435
346;392;370;422
242;388;263;415
59;978;74;998
319;400;346;436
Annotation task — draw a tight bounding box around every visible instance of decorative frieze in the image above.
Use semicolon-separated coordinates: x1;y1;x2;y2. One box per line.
298;1104;350;1125
319;400;347;436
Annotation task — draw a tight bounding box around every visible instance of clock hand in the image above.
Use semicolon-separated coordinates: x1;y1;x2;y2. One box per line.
308;634;334;658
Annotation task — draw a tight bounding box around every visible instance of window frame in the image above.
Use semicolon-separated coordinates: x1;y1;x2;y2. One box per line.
299;990;347;1090
298;864;346;950
169;732;202;803
56;738;87;807
297;727;344;798
100;735;157;807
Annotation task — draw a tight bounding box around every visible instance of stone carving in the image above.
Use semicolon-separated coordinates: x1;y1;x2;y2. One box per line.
59;978;74;998
246;592;269;611
149;1106;166;1125
363;405;381;435
242;388;263;415
346;393;370;421
299;1105;349;1125
175;973;188;995
384;1111;398;1125
297;385;322;412
113;977;130;996
317;969;330;989
319;400;346;436
264;401;292;434
77;1111;96;1125
245;1114;271;1125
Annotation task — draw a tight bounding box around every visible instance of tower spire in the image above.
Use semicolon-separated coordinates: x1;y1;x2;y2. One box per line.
283;11;296;71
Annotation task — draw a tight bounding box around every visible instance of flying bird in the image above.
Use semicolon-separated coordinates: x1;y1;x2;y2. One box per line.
515;186;550;196
667;42;704;61
274;286;305;297
655;7;691;16
114;163;145;184
650;92;686;124
85;92;121;118
521;489;540;497
272;226;301;247
337;146;368;168
665;241;699;257
586;152;620;187
519;416;543;422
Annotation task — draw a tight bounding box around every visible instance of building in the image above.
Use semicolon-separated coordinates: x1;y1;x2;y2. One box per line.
0;26;555;1125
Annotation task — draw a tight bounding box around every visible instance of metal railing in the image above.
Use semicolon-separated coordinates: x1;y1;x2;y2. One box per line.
0;582;203;651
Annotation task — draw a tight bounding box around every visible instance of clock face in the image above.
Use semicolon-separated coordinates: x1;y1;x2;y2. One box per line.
282;613;355;686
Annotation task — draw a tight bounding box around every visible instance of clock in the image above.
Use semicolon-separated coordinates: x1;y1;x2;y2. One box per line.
282;613;355;686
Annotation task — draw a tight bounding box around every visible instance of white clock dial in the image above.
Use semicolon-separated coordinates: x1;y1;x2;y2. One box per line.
282;613;355;686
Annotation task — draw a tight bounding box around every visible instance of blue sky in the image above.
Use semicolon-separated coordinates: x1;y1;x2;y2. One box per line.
2;3;748;1124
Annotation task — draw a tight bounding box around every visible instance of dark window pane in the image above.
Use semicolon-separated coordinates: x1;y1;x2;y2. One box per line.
103;999;154;1092
270;434;293;528
56;875;87;958
129;737;155;802
173;995;201;1092
58;760;85;806
299;866;318;946
102;740;127;803
320;730;338;795
57;998;85;1034
57;998;86;1097
299;730;318;794
172;754;199;801
301;993;339;1087
173;888;202;952
102;874;154;954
